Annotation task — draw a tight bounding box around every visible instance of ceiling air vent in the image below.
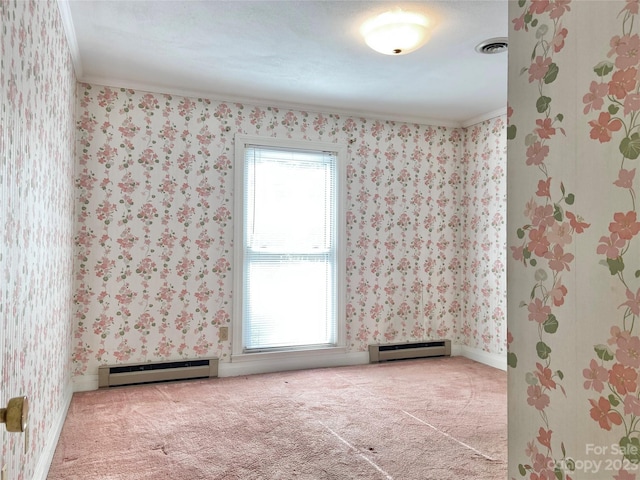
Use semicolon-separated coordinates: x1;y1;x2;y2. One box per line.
475;37;508;54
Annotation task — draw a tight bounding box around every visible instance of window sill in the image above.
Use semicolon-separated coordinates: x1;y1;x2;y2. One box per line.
231;346;347;363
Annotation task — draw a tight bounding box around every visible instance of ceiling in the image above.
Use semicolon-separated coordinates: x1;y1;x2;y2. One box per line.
59;0;508;127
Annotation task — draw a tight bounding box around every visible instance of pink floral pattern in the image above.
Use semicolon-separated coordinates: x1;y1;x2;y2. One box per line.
1;1;75;479
3;1;507;477
458;119;507;353
73;85;507;376
509;1;640;479
582;1;640;473
510;1;583;479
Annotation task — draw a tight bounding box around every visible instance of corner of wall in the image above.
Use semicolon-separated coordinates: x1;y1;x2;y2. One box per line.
31;384;73;480
452;344;507;371
461;107;508;129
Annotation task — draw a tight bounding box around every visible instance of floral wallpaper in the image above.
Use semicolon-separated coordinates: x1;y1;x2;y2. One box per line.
72;85;506;378
508;1;640;479
0;0;76;479
508;1;582;479
459;119;507;354
582;1;640;477
0;0;506;476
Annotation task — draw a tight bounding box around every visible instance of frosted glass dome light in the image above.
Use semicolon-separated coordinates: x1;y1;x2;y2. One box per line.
360;10;430;56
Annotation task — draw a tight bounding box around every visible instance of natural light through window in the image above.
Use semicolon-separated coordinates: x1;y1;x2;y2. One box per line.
234;136;346;355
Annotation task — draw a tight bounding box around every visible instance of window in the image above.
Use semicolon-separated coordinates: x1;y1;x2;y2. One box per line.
233;135;346;356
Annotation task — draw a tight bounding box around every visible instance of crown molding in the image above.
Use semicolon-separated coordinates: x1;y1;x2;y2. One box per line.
57;0;83;78
461;107;507;128
78;75;465;128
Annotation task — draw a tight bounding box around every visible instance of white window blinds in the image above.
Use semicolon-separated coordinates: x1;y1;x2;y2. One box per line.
241;144;339;352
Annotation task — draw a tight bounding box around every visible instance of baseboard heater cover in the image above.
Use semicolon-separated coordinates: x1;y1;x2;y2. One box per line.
368;340;451;363
98;358;218;388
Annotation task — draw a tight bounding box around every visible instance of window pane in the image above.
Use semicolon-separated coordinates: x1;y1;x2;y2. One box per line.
246;149;334;253
245;258;333;349
241;144;338;352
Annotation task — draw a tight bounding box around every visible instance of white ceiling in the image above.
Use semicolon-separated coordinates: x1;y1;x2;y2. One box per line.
60;0;508;127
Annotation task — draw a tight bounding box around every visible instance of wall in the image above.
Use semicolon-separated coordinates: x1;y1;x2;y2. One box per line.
507;1;640;478
72;85;506;383
0;1;76;479
459;119;507;356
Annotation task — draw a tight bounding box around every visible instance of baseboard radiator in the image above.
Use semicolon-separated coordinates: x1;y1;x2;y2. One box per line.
98;358;218;388
369;340;451;363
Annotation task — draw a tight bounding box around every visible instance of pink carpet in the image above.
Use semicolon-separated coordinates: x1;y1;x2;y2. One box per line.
49;357;506;479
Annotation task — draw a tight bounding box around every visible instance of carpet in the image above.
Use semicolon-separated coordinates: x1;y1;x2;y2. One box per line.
48;356;506;479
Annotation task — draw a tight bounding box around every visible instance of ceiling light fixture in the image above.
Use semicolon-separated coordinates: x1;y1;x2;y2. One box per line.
360;9;430;56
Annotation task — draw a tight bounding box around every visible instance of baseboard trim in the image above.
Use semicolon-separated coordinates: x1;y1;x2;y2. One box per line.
72;374;99;392
220;351;370;377
32;383;73;480
72;352;371;391
72;346;505;391
452;344;506;371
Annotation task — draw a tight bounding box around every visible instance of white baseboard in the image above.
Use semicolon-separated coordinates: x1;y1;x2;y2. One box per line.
219;351;370;377
72;352;371;391
32;383;73;480
72;374;99;392
71;345;505;392
452;344;507;371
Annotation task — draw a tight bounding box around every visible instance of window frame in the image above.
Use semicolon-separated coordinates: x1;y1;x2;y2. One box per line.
232;134;347;360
